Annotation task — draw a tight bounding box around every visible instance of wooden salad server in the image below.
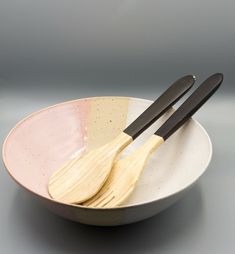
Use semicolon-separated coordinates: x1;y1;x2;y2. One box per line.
84;73;223;208
48;75;195;203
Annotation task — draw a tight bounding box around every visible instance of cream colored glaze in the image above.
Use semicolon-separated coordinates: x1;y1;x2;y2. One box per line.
48;97;131;203
86;97;130;150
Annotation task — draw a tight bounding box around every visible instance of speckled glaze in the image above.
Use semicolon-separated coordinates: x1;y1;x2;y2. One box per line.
2;97;212;226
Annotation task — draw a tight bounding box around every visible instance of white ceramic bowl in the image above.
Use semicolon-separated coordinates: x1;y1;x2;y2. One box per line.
2;97;212;226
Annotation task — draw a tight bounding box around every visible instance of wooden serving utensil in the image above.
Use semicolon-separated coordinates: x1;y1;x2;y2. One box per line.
48;75;195;203
84;73;223;208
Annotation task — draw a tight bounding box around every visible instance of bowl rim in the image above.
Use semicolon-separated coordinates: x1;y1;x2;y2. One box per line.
2;96;212;211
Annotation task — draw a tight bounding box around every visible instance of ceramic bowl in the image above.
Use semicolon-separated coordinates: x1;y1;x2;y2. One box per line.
2;97;212;226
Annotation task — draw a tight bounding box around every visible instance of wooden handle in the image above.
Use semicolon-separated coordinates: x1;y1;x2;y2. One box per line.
123;75;195;139
155;73;223;140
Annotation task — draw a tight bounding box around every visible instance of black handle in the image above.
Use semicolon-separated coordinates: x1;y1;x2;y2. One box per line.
155;73;223;140
123;75;195;139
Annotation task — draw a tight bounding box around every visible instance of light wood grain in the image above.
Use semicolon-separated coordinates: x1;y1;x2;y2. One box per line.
83;135;164;208
48;132;132;203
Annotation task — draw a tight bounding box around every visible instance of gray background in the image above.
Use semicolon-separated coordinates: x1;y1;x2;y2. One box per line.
0;1;234;253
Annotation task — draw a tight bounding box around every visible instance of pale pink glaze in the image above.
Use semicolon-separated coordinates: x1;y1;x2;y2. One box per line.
77;99;90;147
3;100;90;198
3;97;129;199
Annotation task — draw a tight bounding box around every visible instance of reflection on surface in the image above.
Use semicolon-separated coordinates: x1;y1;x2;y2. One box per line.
11;185;203;253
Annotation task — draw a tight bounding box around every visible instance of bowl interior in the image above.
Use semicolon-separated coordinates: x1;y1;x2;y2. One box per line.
3;97;212;207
